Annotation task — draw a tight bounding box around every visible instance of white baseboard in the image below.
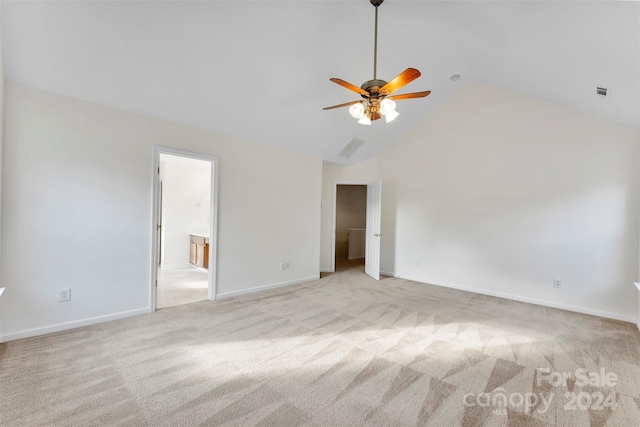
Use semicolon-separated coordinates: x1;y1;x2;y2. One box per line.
216;275;319;299
390;273;636;324
347;256;365;260
1;307;149;343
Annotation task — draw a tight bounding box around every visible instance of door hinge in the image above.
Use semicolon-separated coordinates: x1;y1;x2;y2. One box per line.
157;167;160;174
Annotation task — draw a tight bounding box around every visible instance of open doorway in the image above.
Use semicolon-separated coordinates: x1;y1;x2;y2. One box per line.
150;147;219;311
335;184;367;272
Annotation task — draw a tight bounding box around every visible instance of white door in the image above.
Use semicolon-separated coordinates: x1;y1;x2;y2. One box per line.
365;180;382;280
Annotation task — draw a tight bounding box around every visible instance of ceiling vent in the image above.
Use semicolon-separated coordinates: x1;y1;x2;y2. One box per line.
596;87;610;99
338;138;364;158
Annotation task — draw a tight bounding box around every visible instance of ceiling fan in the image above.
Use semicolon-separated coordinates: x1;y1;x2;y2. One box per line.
323;0;431;125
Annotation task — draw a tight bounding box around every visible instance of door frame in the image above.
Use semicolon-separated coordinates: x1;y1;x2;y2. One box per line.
330;181;369;273
150;146;220;312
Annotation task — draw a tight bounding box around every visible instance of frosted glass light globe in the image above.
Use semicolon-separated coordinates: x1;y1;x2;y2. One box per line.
379;98;397;115
385;109;399;123
349;103;365;119
358;116;372;125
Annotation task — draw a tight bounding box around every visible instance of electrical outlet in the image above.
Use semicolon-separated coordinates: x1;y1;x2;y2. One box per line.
280;262;290;271
59;288;71;302
554;278;562;288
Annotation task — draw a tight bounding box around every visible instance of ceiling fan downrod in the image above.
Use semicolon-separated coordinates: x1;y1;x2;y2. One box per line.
372;0;383;80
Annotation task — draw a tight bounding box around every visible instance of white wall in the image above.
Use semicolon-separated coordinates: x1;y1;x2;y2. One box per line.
159;154;211;268
378;82;639;321
0;2;4;270
1;82;322;341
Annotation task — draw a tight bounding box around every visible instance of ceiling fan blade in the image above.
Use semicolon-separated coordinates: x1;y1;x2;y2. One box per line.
379;68;421;95
322;100;362;110
330;78;370;96
389;90;431;101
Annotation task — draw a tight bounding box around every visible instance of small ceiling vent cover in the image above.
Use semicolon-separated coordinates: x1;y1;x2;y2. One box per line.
596;87;609;98
338;138;364;158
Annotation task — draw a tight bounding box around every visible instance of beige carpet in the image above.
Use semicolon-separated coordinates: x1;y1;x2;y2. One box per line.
1;267;639;426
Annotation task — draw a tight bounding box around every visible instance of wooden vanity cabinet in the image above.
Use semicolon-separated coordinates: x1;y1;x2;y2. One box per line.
189;235;209;269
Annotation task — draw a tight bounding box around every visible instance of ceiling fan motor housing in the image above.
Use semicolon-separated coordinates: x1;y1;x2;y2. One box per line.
361;79;388;97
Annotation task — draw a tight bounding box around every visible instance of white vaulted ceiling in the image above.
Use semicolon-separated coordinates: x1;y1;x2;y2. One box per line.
2;1;639;165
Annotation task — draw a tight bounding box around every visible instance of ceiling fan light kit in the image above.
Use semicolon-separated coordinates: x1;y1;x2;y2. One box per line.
323;0;431;125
